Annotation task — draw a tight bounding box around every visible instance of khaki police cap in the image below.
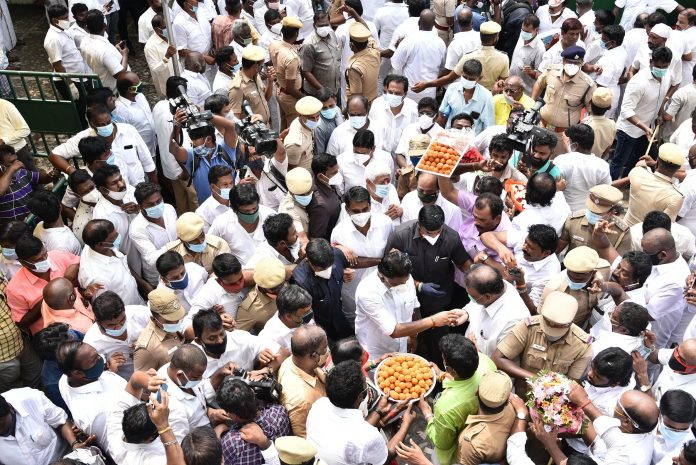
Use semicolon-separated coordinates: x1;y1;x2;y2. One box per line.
148;288;185;321
295;96;323;116
478;370;512;408
349;22;371;42
563;246;599;273
480;21;501;35
658;142;685;166
253;256;286;288
242;44;265;61
275;436;317;464
540;291;578;338
591;87;613;108
176;212;205;242
586;184;623;214
281;16;303;28
408;134;431;157
286;167;313;194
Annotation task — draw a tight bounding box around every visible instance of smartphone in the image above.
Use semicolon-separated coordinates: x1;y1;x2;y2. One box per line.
156;383;168;403
635;340;652;359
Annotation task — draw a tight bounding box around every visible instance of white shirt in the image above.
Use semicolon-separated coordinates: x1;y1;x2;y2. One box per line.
630;222;696;261
632;43;682;87
113;94;157;157
156;364;213;429
153;99;189;181
242;157;288;211
187;278;245;324
643;256;691;348
506;229;560;306
138;7;156;44
446;30;481;71
368;96;418;154
83;305;151;380
144;34;178;98
554;152;612;212
616;0;680;31
67;23;90;50
53;123;155;187
212;70;233;94
389;17;436;52
653;428;696;465
92;184;140;270
258;313;301;350
181;69;212;107
679;172;696;233
157;262;208;312
536;5;577;34
172;10;212;55
623;28;647;69
464;281;530;357
395;121;443;157
336;149;395;193
355;270;418;359
193;329;280;377
579;10;596;44
208;205;275;266
58;371;127;452
366;185;402;226
0;388;68;465
401;191;462;232
539;38;586;73
326;120;385;158
595;46;628;105
373;2;409;49
511;35;547;93
390;29;446;102
195;195;230;232
129;205;178;285
79;246;145;305
245;241;295;269
618;69;672;139
336;18;380;76
284;0;314;39
79;33;128;90
307;397;388;465
670;118;696;159
512;192;571;236
33;223;82;255
653;348;696;403
591;415;653;465
44;25;88;75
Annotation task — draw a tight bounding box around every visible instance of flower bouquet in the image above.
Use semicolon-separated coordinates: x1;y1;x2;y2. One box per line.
526;371;586;434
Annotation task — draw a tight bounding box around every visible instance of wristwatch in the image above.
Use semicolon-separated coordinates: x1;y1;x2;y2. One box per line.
639;384;652;393
516;412;528;421
480;253;489;262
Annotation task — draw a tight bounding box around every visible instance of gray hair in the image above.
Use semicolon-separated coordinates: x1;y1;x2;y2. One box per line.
232;19;249;36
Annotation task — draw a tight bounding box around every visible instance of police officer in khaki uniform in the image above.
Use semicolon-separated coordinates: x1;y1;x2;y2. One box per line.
624;143;685;227
165;212;231;274
235;256;287;332
284;96;322;173
228;44;272;123
432;0;456;44
456;370;517;465
133;288;186;372
493;291;593;394
269;16;304;130
558;184;632;257
539;246;609;328
532;46;595;145
345;22;380;103
584;88;616;158
278;167;312;244
276;436;321;464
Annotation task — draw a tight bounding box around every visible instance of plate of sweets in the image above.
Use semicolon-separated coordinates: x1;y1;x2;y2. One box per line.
415;130;478;177
374;353;436;402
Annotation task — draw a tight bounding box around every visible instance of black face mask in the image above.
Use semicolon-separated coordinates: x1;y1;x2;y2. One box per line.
418;191;438;204
668;353;690;373
204;334;228;356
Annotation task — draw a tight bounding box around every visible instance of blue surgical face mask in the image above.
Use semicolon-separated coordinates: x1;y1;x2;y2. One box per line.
230;63;240;74
294;193;313;207
584;208;602;225
599;39;607;50
374;184;390;198
2;248;17;260
217;186;231;199
349;115;367;129
111;233;122;252
320;107;338;120
145;202;166;219
96;122;114;138
658;418;691;445
520;30;534;41
31;257;52;273
160;27;169;39
167;272;189;290
162;320;183;333
104;322;127;337
304;119;319;130
178;371;201;389
106;153;117;165
566;275;589;290
652;66;668;79
187;240;207;253
191;4;199;12
193;139;212;157
83;355;106;379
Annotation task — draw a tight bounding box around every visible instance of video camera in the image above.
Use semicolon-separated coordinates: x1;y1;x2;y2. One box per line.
169;85;213;132
235;100;278;156
231;367;282;404
506;99;546;153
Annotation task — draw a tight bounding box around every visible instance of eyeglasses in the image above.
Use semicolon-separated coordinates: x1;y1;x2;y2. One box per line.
616;399;640;429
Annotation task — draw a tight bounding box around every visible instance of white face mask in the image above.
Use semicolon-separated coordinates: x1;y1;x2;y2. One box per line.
461;78;477;89
288;239;301;260
419;114;435;130
56;19;71;30
81;189;100;204
315;265;333;279
270;23;282;34
391;283;410;295
316;25;331;37
354;152;371;165
349;116;367;129
107;188;127;201
564;64;580;76
358;391;370;418
350;211;371;227
384;93;403;108
423;234;440;245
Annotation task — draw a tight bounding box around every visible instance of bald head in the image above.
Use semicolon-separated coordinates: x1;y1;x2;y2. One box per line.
641;227;676;259
680;338;696;366
457;7;473;30
417;173;438;192
620;390;659;433
290;325;327;358
505;75;524;88
419;9;435;30
464;264;505;301
43;277;75;310
184;52;205;73
171;344;207;371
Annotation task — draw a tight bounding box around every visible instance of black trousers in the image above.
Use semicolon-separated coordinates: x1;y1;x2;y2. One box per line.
118;0;147;46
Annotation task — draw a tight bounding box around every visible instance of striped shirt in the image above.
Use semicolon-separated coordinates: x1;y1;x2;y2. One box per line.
0;168;39;221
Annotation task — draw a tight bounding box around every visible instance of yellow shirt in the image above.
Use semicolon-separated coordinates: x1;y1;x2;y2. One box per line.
277;357;326;437
492;93;535;126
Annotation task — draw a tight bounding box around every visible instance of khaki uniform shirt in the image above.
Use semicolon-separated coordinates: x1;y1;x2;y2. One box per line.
235;285;277;332
346;44;381;103
538;65;595;130
454;46;510;91
561;211;632;257
284;117;314;173
585;115;616;157
432;0;456;28
278;193;309;234
625;167;684;227
497;315;593;394
269;41;301;94
165;234;231;274
300;31;342;96
133;320;184;372
277;357;327;438
228;71;271;123
539;271;604;328
456;403;517;465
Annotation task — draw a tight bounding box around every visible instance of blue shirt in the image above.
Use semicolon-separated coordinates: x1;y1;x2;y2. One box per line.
509;151;562;179
439;83;495;134
453;5;485;32
184;143;236;204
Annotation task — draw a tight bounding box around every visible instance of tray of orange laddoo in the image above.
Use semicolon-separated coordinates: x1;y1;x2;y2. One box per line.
415;130;477;177
374;353;436;402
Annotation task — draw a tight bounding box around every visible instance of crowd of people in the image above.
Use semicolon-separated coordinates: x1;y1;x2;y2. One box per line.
2;0;696;463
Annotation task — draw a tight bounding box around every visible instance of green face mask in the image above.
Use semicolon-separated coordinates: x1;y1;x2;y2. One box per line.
236;209;260;224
